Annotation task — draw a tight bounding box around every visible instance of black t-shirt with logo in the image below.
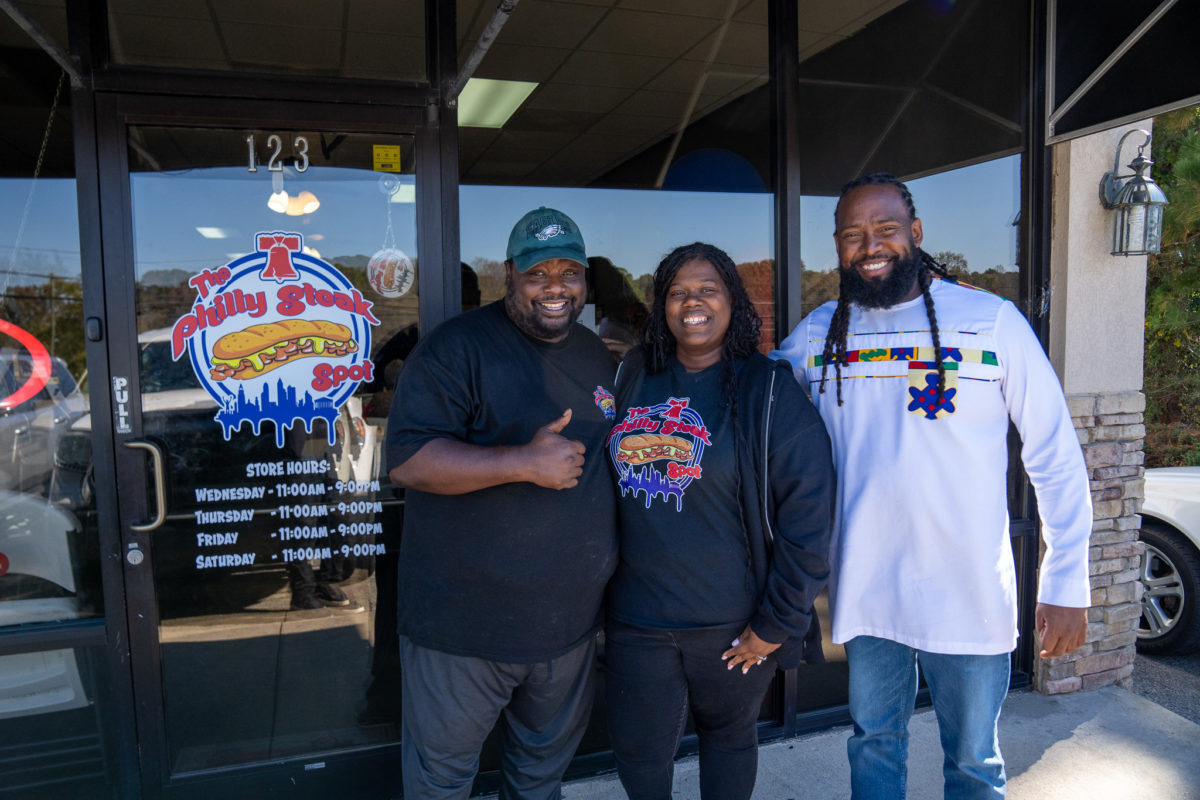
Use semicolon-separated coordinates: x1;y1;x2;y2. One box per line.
607;359;754;629
386;301;618;662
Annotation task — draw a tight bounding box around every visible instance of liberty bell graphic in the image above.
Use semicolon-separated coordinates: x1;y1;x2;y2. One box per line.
258;233;302;282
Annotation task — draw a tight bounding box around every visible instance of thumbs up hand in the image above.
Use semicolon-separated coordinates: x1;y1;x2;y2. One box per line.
522;409;586;490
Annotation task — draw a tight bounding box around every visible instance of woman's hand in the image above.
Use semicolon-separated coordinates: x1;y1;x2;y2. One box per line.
721;625;781;674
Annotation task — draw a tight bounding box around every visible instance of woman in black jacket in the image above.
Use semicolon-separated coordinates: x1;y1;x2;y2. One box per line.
605;242;835;800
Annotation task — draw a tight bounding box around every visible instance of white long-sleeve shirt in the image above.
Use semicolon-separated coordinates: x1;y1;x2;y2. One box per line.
772;278;1091;655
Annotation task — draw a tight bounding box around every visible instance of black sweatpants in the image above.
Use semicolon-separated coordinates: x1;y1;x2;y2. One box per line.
604;620;776;800
398;635;596;800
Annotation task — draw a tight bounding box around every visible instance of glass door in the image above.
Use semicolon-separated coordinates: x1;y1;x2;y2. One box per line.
91;115;424;796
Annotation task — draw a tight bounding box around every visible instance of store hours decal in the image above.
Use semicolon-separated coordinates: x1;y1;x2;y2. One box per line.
170;232;379;446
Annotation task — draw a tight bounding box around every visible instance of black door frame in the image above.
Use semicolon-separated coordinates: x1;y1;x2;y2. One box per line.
89;90;433;799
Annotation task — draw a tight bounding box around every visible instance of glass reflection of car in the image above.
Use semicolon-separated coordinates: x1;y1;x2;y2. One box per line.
0;351;84;495
49;328;380;617
1138;467;1200;654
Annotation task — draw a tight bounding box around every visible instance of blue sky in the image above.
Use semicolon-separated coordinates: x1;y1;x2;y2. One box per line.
462;154;1020;274
0;154;1019;282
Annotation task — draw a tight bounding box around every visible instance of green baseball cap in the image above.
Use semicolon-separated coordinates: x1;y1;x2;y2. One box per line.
506;207;588;273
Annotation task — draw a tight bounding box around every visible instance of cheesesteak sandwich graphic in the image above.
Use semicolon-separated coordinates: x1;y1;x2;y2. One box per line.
208;319;357;381
615;433;693;464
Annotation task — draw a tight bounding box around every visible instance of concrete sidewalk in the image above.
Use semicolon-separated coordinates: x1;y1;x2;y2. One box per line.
555;686;1200;799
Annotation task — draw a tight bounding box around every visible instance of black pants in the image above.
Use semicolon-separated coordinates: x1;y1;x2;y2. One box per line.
604;620;776;800
398;635;596;800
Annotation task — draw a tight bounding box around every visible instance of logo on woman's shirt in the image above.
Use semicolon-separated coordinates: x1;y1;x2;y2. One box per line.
607;397;710;511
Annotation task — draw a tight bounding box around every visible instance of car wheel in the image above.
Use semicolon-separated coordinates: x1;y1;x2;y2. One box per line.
1137;522;1200;654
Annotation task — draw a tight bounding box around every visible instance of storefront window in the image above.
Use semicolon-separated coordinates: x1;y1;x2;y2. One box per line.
799;155;1023;318
461;185;774;350
106;0;426;82
0;7;96;628
455;0;775;766
113;126;417;771
796;0;1029;315
458;0;774;347
792;0;1031;710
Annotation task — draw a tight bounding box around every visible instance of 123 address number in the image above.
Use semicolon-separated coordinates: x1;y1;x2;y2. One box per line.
247;134;309;173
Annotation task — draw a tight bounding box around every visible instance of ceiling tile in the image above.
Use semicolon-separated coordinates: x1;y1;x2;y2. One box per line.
554;50;672;88
734;0;767;25
476;43;574;82
221;22;343;71
110;14;226;64
494;0;607;49
208;0;345;28
682;20;769;69
347;0;424;32
612;89;692;120
458;0;490;44
525;83;629;114
506;106;605;134
588;113;673;138
797;0;905;35
563;131;650;156
643;59;758;94
108;0;210;18
486;129;577;155
617;0;738;19
581;9;717;59
342;31;426;80
797;33;847;64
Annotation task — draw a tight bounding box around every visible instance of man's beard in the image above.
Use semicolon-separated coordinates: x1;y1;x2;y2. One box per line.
840;252;923;309
504;287;584;341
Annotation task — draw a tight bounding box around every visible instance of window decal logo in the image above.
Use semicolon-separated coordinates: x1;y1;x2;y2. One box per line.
170;232;380;446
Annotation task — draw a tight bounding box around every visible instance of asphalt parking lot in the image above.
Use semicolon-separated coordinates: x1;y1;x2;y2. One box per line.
1133;649;1200;725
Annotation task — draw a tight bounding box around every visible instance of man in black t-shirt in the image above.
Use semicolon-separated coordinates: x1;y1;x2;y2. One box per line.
386;207;617;800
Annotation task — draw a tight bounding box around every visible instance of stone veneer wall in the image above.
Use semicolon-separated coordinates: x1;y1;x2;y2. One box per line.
1037;390;1146;694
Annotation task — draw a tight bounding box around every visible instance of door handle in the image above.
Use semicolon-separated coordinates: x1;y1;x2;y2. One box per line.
124;439;167;532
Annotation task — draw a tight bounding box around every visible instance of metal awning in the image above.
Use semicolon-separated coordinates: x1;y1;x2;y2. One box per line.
1048;0;1200;143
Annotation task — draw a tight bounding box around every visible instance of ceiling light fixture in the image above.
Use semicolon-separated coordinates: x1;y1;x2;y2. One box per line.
267;171;320;216
457;78;538;128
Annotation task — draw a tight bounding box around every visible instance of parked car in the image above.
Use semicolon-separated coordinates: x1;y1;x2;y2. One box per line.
0;350;84;495
1138;467;1200;653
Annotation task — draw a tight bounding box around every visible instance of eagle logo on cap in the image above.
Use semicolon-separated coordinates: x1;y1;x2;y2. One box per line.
534;223;565;241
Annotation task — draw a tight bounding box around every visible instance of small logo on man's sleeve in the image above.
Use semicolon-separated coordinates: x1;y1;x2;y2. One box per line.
593;386;615;420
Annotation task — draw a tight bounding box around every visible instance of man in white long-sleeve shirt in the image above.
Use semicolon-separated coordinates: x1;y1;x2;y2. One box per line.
772;173;1091;799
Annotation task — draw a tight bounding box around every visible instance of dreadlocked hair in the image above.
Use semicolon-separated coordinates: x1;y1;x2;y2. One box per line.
819;172;959;407
642;242;762;421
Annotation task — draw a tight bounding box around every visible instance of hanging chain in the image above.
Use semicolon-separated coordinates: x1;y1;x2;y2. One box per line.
4;68;66;282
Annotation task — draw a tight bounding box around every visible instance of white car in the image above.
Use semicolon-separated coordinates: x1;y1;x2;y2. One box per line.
1139;467;1200;653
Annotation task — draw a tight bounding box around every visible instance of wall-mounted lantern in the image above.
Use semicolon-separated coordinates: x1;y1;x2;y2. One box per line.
1099;128;1169;256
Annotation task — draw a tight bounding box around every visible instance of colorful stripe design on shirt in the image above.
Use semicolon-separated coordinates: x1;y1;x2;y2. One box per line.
806;347;998;368
807;373;998;383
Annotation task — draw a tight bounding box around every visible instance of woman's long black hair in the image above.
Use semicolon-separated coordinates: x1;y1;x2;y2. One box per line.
642;242;762;418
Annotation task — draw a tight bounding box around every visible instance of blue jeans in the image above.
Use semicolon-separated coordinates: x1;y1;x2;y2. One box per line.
845;636;1010;800
604;620;777;800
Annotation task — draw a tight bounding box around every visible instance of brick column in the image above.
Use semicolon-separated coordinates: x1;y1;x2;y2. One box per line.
1038;390;1145;694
